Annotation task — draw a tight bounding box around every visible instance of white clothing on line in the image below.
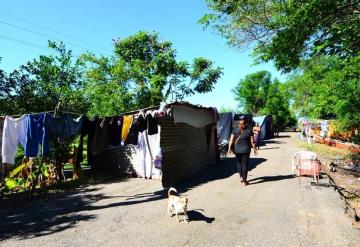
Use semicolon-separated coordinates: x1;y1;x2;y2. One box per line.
1;115;28;164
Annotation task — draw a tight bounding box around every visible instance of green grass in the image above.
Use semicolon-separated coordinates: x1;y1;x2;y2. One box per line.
296;139;350;159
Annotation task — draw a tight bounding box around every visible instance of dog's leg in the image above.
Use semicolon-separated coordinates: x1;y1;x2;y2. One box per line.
184;211;189;223
167;203;172;217
176;213;180;222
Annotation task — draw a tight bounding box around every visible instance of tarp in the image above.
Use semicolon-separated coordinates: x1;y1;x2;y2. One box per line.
217;112;233;143
253;115;272;139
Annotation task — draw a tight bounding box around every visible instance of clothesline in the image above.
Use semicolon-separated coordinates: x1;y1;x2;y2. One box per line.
0;103;168;119
0;110;56;118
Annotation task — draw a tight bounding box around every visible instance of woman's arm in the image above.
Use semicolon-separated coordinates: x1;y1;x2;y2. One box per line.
228;134;234;153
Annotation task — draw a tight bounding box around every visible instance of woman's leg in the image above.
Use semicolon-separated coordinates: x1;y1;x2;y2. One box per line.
241;153;250;184
235;153;244;181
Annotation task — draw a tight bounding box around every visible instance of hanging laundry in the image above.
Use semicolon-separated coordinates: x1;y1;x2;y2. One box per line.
121;115;133;145
91;118;109;154
75;116;96;169
137;114;147;132
134;125;162;179
44;113;83;142
135;131;146;178
125;116;139;145
1;115;28;164
125;114;148;145
25;113;51;157
107;116;123;146
0;116;5;164
146;112;158;135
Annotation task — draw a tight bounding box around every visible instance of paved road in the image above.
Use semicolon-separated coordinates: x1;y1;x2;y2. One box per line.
1;133;359;247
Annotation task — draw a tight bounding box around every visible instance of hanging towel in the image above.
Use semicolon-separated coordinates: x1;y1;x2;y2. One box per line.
121;115;133;144
25;112;49;157
1;115;28;164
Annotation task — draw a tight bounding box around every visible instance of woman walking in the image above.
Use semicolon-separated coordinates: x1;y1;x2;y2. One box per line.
228;116;258;185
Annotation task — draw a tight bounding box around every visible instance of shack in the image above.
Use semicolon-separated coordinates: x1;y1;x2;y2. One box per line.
90;102;219;187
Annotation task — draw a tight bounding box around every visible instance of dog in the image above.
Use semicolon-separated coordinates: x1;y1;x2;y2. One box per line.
167;187;189;223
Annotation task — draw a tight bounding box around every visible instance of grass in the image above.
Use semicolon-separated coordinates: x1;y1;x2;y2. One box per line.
296;139;350;159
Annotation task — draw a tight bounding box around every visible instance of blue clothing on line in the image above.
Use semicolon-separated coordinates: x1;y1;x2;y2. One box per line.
25;113;50;157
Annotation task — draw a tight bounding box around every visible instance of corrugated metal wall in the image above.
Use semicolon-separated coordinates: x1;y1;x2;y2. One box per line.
160;116;216;187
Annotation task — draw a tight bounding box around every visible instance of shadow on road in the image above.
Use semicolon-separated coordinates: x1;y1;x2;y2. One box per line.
187;209;215;224
0;155;266;240
247;175;295;185
259;147;280;150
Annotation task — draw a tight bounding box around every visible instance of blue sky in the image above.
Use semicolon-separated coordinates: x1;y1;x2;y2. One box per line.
0;0;287;110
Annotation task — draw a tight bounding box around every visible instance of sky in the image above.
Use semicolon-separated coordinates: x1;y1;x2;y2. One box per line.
0;0;287;110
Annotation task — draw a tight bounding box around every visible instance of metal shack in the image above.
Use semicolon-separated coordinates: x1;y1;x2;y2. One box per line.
90;102;219;188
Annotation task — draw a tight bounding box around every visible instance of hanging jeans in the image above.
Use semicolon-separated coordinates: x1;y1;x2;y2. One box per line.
235;152;250;181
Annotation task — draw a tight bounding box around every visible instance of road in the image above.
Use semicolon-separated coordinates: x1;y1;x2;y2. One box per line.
1;133;359;247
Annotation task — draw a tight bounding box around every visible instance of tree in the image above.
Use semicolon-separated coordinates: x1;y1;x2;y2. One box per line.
261;79;295;129
286;55;360;142
0;41;88;115
233;71;295;129
82;31;223;116
200;0;360;72
232;71;271;114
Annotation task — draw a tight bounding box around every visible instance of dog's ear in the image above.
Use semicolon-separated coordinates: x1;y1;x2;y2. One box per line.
186;198;188;203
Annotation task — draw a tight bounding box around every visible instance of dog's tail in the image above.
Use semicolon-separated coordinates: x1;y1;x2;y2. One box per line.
168;187;177;197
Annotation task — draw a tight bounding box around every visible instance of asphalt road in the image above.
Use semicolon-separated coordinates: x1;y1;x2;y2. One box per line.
1;133;359;247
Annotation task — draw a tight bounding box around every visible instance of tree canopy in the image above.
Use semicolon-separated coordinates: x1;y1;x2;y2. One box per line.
82;31;223;116
0;41;87;115
287;55;360;134
233;71;295;129
0;31;222;117
200;0;360;72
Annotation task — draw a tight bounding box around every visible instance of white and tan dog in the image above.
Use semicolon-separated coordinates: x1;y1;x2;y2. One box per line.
167;187;189;223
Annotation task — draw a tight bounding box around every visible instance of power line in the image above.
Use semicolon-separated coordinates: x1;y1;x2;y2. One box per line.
0;34;81;57
0;19;107;55
0;10;109;54
0;33;50;51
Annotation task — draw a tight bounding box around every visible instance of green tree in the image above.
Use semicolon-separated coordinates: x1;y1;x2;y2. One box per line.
0;41;88;115
82;31;223;116
232;71;271;114
286;55;360;141
200;0;360;72
261;79;295;129
233;71;295;129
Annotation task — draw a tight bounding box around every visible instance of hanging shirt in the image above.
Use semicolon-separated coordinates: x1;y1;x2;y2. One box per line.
2;115;28;164
25;113;50;157
146;112;158;135
107;116;123;146
91;118;109;154
44;113;83;142
121;115;133;144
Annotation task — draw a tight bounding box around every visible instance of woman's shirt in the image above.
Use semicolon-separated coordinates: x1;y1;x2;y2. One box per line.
232;127;254;153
